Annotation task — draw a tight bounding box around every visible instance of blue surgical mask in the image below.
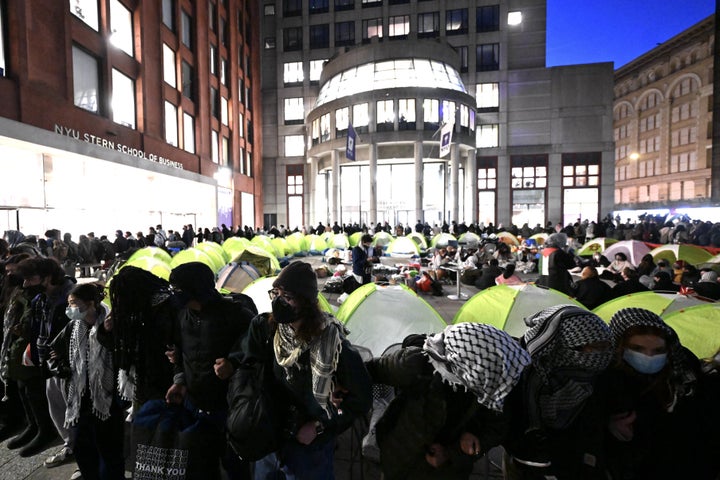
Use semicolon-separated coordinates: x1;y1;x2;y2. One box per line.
65;306;85;321
623;349;668;375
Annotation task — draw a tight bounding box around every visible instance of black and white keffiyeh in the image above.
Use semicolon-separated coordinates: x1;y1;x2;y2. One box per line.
423;323;531;412
274;312;345;416
65;305;115;427
523;304;613;429
609;307;696;398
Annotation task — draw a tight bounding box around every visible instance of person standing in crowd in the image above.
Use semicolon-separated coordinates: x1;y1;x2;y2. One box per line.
49;283;125;480
352;234;377;285
605;308;717;479
503;305;613;479
245;261;372;480
107;266;177;411
165;262;256;480
16;257;75;460
536;233;576;295
572;266;612;310
366;323;530;480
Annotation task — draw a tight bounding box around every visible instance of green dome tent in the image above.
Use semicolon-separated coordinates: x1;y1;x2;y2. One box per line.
127;246;173;265
335;283;445;356
121;256;172;281
372;231;393;248
251;235;282;258
285;232;309;255
663;304;720;360
386;236;420;257
170;248;220;273
457;232;481;248
222;237;251;259
195;241;230;263
215;262;261;294
271;237;292;258
649;244;713;266
406;232;428;250
577;237;618;257
241;275;333;315
231;245;281;277
330;233;350;250
430;233;457;248
307;235;329;254
592;291;709;322
349;232;363;247
452;284;585;338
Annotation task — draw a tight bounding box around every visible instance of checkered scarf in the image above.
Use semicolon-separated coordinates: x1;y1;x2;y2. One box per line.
274;312;344;417
523;305;612;429
423;323;531;412
609;307;697;399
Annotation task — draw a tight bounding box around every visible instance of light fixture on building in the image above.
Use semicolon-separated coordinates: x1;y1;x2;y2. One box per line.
629;152;639;160
508;11;523;26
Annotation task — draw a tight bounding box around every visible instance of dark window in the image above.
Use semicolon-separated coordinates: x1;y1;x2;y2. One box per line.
362;0;382;7
476;43;499;71
455;45;468;73
335;21;355;47
162;0;175;31
265;37;276;49
418;12;439;37
219;17;228;46
389;0;408;4
446;8;468;35
284;0;302;16
310;24;330;49
208;1;217;32
210;87;219;118
476;5;500;32
284;27;303;51
245;19;252;47
335;0;354;11
181;10;193;48
264;4;276;15
309;0;329;14
181;61;194;100
362;18;382;43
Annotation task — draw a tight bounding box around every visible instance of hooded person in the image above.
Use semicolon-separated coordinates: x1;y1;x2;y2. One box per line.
503;304;613;480
693;270;720;300
366;323;531;480
605;308;714;479
165;261;256;480
535;233;576;295
244;261;372;480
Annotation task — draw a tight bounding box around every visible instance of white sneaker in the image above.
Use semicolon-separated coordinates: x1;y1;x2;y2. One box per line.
44;446;73;468
69;468;83;480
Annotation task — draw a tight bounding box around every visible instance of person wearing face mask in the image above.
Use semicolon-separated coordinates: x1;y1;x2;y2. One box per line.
605;308;714;480
48;282;124;480
15;257;76;460
245;260;372;480
165;262;256;480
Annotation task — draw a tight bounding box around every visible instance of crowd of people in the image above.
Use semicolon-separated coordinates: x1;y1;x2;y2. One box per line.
0;213;719;480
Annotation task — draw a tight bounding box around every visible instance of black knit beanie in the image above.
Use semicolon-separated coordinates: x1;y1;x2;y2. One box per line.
169;261;221;304
273;261;318;300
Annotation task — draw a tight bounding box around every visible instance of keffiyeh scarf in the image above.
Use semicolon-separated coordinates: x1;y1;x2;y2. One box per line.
423;322;530;412
65;308;115;427
274;312;344;416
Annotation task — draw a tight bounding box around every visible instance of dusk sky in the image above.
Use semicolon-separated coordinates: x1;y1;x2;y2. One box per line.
546;0;715;69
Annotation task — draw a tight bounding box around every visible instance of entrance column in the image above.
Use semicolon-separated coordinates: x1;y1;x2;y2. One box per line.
369;142;377;226
308;156;317;226
466;149;477;222
450;143;459;223
414;141;423;223
331;150;340;224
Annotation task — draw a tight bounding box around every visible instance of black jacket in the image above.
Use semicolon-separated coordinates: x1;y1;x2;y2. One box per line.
573;277;612;310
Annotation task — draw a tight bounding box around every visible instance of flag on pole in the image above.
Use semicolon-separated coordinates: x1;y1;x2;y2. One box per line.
346;123;357;161
439;122;453;158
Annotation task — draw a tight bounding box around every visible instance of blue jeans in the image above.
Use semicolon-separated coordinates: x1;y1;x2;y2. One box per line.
253;437;335;480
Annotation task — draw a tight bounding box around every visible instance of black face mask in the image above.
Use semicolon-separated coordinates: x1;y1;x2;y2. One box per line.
5;274;23;288
271;297;296;324
23;284;45;298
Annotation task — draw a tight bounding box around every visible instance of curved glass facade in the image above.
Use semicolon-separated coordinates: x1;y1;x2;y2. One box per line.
316;59;467;106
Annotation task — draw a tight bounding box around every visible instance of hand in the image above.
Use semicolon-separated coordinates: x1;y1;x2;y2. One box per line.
331;385;349;409
608;411;637;441
104;313;113;332
295;421;318;445
165;345;177;364
459;432;482;456
214;358;235;380
165;383;187;405
425;443;449;468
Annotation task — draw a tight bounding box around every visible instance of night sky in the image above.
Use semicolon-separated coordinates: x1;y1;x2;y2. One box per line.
546;0;715;69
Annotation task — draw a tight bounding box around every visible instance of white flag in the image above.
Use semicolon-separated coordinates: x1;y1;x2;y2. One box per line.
439;122;453;158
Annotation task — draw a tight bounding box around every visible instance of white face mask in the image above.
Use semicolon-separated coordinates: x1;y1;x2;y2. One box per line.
65;306;85;321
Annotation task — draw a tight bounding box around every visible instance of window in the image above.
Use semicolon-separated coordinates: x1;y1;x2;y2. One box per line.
209;45;217;75
110;1;133;55
460;105;470;132
335;21;355;47
477;166;497;190
72;46;99;113
284;27;303;51
285;135;305;156
477;83;499;109
71;0;99;30
336;107;349;137
388;15;409;38
181;10;193;48
238;112;244;137
221;97;228;125
284;0;302;16
111;69;135;128
363;18;383;43
398;98;415;130
265;37;276;49
164;101;178;146
211;131;219;163
163;44;176;87
284;97;304;124
310;24;330;49
0;5;5;76
208;1;217;32
562;154;600;187
222;136;229;165
423;99;439;130
477;124;499;148
311;119;320;146
161;0;174;31
446;9;468;35
353;103;369;133
673;77;698;98
309;0;329;14
476;43;499;71
418;12;439;37
362;0;382;7
335;0;354;11
376;100;394;131
183;113;195;153
287;165;304;227
320;113;331;142
210;87;219;118
511;159;547;189
476;5;499;32
284;62;304;85
456;46;468;72
181;61;194;100
310;59;325;83
441;100;455;124
244;150;253;177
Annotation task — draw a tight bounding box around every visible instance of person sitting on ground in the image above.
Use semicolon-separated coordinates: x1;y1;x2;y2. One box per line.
474;258;503;291
573;265;612;310
692;270;720;300
494;263;523;286
609;267;650;299
651;270;679;293
366;323;531;480
600;252;635;282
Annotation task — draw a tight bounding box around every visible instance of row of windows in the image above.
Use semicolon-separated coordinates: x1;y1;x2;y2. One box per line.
615;151;699;180
616;181;701;204
477;159;600;190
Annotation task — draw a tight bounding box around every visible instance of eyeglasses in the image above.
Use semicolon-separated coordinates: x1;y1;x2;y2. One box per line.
268;289;295;302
